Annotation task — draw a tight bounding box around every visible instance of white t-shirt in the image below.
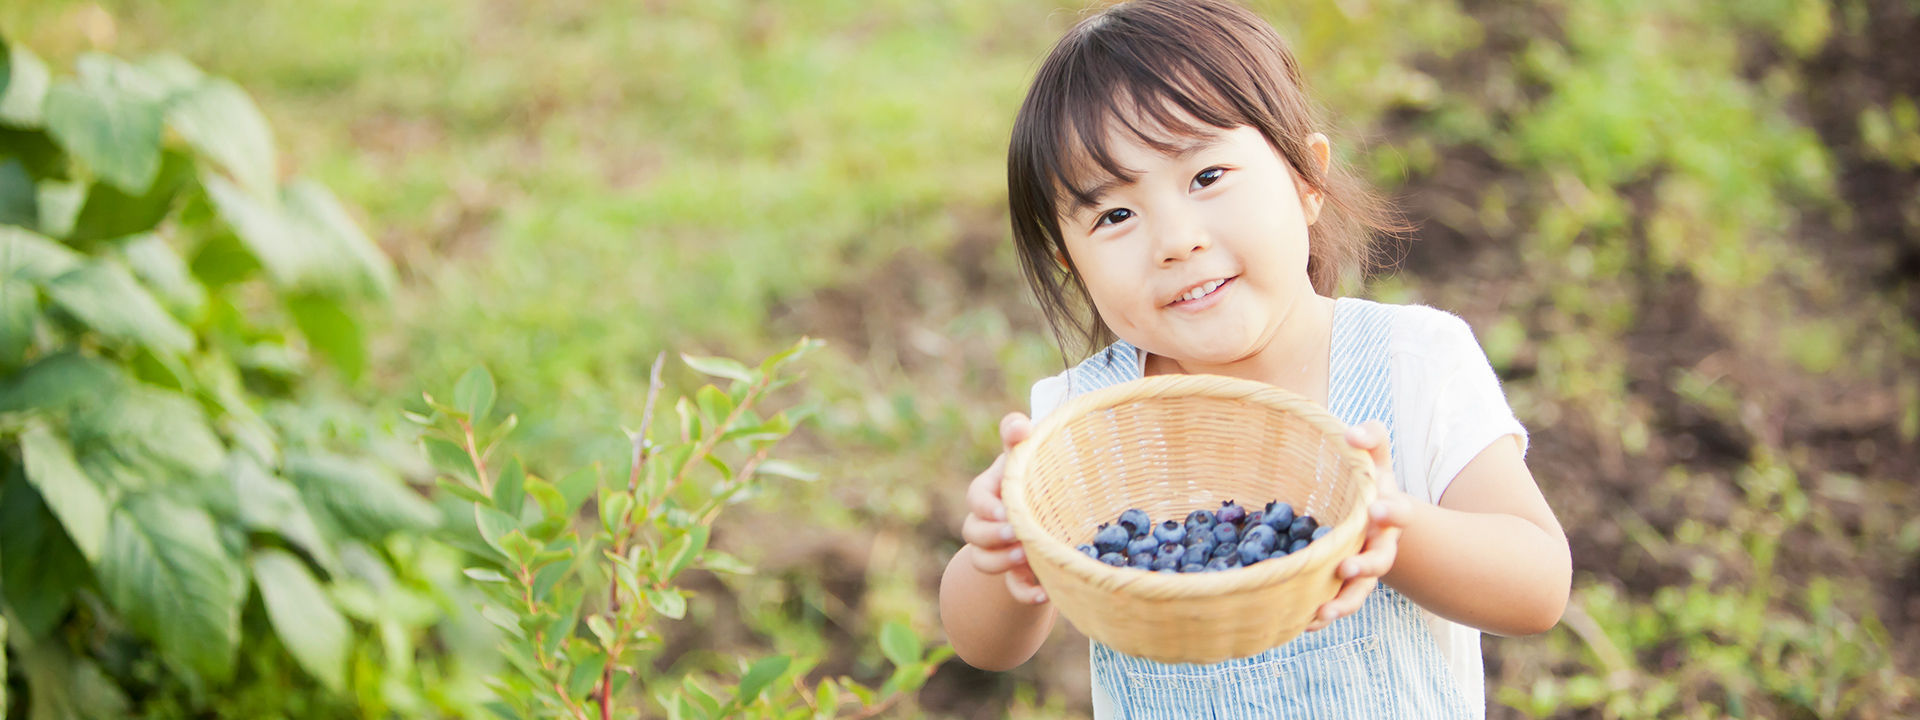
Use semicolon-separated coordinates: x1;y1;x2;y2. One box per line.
1028;303;1527;714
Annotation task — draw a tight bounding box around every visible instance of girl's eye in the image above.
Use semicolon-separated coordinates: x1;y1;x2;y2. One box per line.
1097;208;1135;228
1191;168;1226;191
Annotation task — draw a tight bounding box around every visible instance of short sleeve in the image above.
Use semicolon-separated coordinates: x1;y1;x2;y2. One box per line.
1029;372;1071;425
1391;308;1529;505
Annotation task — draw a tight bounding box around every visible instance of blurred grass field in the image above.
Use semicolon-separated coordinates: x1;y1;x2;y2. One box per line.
7;0;1920;716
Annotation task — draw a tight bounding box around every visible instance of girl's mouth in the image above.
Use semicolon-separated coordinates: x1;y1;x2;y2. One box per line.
1168;276;1235;309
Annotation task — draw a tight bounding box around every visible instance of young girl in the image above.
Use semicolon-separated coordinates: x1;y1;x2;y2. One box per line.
937;0;1572;716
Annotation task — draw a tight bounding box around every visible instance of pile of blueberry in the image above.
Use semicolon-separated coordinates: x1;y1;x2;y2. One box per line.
1075;500;1330;573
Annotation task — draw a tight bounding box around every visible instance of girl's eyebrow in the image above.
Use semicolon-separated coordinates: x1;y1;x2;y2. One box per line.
1065;134;1225;216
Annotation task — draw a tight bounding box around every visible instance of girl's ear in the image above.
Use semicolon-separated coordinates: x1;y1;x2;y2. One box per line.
1300;132;1332;227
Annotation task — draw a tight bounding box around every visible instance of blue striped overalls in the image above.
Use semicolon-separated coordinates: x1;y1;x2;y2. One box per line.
1066;298;1477;719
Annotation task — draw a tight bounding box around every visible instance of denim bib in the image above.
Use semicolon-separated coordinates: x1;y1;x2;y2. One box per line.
1066;298;1476;719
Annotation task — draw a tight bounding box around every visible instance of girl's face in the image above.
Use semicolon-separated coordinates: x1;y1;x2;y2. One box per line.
1058;122;1329;368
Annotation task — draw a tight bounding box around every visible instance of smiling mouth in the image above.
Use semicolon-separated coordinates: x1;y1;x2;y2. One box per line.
1169;276;1234;306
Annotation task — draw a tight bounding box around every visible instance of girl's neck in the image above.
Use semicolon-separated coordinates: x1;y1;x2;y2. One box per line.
1143;292;1338;406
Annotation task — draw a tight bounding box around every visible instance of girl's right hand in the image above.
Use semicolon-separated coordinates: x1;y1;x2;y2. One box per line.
960;413;1049;605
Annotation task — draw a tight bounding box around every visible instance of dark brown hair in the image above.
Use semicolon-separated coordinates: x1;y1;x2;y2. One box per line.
1008;0;1410;354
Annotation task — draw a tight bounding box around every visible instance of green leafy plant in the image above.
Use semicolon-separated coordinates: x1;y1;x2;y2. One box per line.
0;36;472;717
416;340;951;720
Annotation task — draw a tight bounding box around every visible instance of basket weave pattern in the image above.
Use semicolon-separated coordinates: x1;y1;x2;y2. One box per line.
1003;374;1377;664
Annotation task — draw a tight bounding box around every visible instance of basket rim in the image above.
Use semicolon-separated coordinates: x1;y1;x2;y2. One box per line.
1002;373;1379;601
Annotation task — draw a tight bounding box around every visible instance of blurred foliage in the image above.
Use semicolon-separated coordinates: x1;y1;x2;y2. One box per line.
0;34;491;719
2;0;1918;718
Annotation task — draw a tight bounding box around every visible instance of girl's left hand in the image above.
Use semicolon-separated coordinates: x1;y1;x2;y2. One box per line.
1306;420;1412;632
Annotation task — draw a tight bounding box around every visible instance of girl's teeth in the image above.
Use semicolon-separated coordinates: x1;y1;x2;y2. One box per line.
1182;279;1224;302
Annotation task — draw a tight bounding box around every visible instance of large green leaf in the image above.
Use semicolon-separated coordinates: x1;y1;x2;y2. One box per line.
286;292;363;379
282;179;393;298
0;42;49;127
96;493;242;681
230;455;337;574
203;175;391;299
0;352;123;413
1;612;7;713
251;548;348;692
43;78;164;195
0;225;82;281
122;232;206;319
167;78;277;198
0;157;35;228
65;149;192;242
7;624;130;720
68;383;224;482
284;451;439;540
43;259;194;354
0;477;90;636
0;273;33;365
18;421;110;563
0;127;68;180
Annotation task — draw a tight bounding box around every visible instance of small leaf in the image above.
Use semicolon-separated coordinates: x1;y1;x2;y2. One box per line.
423;436;476;481
680;353;755;384
436;475;492;505
251;548;348;692
480;604;524;638
586;615;615;649
878;621;920;668
698;550;754;575
474;505;519;556
454;365;496;424
463;567;510;583
735;655;791;704
696;384;734;428
813;678;838;720
755;460;818;482
556;465;597;514
493;455;525;519
665;526;710;581
645;588;687;620
523;475;565;521
840;679;876;706
599;491;633;535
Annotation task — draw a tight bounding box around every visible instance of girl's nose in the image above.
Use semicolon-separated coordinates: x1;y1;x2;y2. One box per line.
1155;212;1212;265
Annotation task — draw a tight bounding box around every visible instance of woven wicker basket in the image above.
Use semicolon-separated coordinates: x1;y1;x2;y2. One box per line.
1002;374;1378;664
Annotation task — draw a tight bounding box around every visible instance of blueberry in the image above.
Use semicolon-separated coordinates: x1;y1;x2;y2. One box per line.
1099;552;1126;566
1156;543;1185;562
1245;510;1265;529
1118;508;1153;538
1127;535;1160;558
1152;520;1186;545
1128;553;1154;569
1204;556;1233;572
1212;522;1240;545
1242;524;1279;552
1237;541;1268;566
1311;526;1330;542
1267;548;1290;560
1289;538;1309;554
1093;523;1130;554
1263;501;1295;531
1077;543;1098;558
1157;567;1178;574
1216;500;1247;526
1182;543;1211;566
1289;515;1318;542
1150;554;1181;571
1210;541;1237;560
1183;509;1217;534
1181;563;1207;573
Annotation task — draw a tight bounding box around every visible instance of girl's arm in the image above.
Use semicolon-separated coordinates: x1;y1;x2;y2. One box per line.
1375;435;1571;636
938;414;1057;671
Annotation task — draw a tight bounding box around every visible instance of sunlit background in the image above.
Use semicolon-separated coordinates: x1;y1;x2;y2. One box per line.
3;0;1917;716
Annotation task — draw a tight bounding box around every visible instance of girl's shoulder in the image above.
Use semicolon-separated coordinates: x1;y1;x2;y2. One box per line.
1027;339;1143;424
1341;297;1491;367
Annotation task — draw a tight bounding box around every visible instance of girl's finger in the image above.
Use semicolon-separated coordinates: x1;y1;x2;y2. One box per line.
1311;576;1378;628
966;454;1009;522
961;513;1018;549
969;544;1028;575
1000;412;1034;452
1337;535;1399;580
1005;565;1049;605
1368;492;1415;530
